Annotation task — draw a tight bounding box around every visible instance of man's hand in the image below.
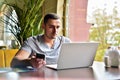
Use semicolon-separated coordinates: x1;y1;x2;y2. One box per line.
30;56;46;69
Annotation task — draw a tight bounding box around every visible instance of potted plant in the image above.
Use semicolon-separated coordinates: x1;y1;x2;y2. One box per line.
0;0;45;48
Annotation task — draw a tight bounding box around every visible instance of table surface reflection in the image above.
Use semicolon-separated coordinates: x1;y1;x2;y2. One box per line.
0;61;120;80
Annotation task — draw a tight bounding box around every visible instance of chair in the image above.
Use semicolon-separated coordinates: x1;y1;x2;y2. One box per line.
0;50;5;67
4;49;18;67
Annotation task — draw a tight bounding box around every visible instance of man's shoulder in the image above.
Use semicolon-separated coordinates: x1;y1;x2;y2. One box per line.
57;36;71;42
26;34;42;41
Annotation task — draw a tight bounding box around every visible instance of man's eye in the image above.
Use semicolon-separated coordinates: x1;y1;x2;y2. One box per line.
57;26;60;29
49;25;53;28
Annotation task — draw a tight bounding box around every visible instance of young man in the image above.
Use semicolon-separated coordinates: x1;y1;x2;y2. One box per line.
11;13;71;69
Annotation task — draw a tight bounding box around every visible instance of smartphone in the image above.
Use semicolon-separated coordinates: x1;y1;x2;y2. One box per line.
36;53;45;60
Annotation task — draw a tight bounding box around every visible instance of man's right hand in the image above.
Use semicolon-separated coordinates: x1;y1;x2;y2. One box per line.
30;56;46;69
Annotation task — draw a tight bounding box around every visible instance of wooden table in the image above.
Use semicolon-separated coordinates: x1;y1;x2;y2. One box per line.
0;61;120;80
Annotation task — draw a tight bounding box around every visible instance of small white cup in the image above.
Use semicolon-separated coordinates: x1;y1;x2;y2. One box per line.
104;56;111;67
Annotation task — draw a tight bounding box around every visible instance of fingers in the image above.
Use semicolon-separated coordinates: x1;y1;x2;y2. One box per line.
37;59;46;68
35;59;45;69
30;58;46;69
31;55;36;58
38;59;46;65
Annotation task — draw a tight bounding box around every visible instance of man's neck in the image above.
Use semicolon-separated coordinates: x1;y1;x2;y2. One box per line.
43;35;55;48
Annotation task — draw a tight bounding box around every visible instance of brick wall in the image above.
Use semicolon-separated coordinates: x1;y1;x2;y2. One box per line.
68;0;91;42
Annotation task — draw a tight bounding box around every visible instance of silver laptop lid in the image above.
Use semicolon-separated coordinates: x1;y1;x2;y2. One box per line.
57;42;99;69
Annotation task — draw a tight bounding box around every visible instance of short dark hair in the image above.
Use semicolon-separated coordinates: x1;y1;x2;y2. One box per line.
43;13;60;24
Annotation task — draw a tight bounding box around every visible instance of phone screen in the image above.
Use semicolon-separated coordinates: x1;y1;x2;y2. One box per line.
36;54;45;60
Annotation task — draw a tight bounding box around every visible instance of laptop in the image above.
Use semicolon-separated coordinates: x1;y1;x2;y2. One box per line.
46;42;99;70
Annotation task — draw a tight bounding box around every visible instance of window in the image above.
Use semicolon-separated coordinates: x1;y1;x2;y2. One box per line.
67;0;120;61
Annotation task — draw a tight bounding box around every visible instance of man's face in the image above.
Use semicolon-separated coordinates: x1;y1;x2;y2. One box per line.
43;19;61;39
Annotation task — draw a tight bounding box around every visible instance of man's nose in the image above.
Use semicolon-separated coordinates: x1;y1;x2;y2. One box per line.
53;27;57;33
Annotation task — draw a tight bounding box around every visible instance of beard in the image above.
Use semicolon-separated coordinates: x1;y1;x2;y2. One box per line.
45;33;57;39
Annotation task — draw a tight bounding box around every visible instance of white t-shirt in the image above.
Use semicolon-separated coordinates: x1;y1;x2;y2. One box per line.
21;34;71;64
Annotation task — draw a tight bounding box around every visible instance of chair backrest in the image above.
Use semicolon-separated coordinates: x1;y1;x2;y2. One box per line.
4;49;18;67
0;50;5;67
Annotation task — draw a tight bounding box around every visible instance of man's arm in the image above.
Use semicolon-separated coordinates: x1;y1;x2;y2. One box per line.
11;49;46;69
11;50;32;68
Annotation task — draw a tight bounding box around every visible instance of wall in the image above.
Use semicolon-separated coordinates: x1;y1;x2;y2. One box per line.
0;0;4;8
68;0;91;42
0;0;23;9
42;0;64;35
